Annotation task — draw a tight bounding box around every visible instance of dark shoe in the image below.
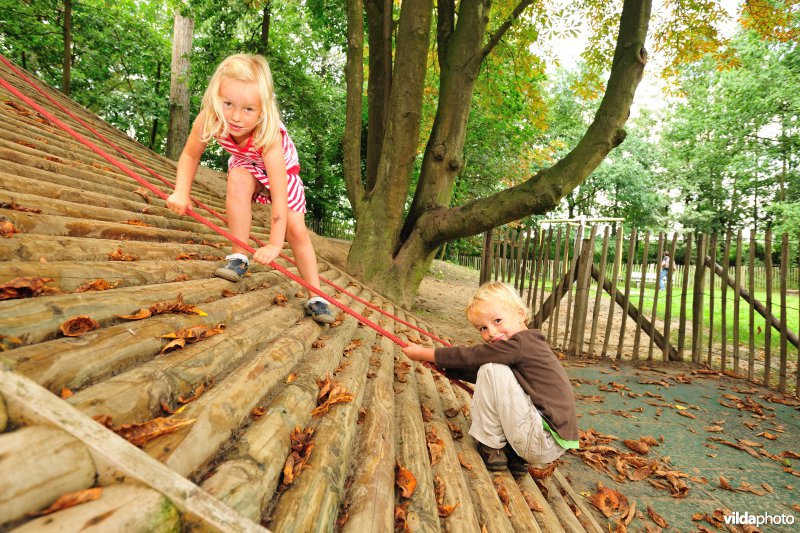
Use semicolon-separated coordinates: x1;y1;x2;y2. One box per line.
478;443;507;471
505;445;529;474
305;299;336;325
214;256;248;282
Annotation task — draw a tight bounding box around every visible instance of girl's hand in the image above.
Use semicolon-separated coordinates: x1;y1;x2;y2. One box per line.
253;244;282;265
401;342;435;363
166;192;192;215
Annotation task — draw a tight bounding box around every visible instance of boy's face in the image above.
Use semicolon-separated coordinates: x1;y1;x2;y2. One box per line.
468;300;527;344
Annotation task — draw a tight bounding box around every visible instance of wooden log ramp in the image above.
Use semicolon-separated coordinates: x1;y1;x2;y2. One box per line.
1;56;605;532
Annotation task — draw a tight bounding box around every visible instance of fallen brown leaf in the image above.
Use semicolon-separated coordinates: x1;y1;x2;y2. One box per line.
177;383;206;404
94;415;195;447
624;439;650;455
59;315;100;337
647;505;668;528
589;482;629;518
396;463;417;498
32;487;103;516
0;276;59;300
426;427;445;466
0;220;21;238
107;248;139;261
74;279;120;292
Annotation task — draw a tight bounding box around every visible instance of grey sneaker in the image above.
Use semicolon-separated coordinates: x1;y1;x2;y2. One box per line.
305;299;336;325
214;256;248;282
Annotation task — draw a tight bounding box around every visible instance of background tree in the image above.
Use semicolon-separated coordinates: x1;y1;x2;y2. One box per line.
165;3;194;160
343;0;652;306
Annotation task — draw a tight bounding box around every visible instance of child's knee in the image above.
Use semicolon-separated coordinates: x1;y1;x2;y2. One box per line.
477;362;514;383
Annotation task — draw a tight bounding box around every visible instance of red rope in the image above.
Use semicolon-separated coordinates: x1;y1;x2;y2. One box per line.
0;58;473;396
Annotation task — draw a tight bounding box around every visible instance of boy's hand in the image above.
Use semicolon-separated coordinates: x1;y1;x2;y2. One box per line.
401;342;435;363
253;244;282;265
166;192;192;215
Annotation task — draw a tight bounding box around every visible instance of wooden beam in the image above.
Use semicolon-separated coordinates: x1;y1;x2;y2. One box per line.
0;366;267;533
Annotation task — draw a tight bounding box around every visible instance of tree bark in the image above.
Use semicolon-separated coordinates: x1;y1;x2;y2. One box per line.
343;0;365;215
61;0;72;96
258;2;271;56
343;0;652;307
364;0;394;189
165;8;194;160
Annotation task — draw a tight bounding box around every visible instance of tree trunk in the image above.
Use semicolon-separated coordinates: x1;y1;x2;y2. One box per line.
364;0;393;188
258;2;271;56
344;0;652;308
165;8;194;161
149;60;162;149
61;0;72;96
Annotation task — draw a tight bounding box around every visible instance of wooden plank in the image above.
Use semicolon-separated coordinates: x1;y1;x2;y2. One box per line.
520;229;533;297
481;230;493;285
552;227;570;347
539;477;585;532
616;228;636;360
588;227;610;358
0;367;266;532
570;227;597;356
747;231;755;379
632;230;651;360
525;228;538;306
720;231;732;371
648;234;665;361
764;230;773;387
513;228;525;289
601;229;623;358
677;234;692;361
779;233;789;392
548;228;563;343
562;226;582;349
539;228;554;327
706;234;718;366
733;229;742;374
662;233;678;363
691;234;707;364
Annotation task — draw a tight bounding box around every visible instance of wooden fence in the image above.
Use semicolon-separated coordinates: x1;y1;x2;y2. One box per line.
476;225;800;396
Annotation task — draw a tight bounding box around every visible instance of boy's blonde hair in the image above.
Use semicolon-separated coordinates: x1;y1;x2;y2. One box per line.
199;54;282;152
465;282;530;322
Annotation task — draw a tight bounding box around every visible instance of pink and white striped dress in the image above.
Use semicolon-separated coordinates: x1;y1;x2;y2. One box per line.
216;124;306;213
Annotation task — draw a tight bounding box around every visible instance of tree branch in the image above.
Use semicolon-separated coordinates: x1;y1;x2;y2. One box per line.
343;0;366;215
437;0;455;64
423;0;653;243
480;0;535;59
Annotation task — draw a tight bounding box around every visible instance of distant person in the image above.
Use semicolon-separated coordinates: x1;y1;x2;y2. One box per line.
659;251;670;290
402;282;578;472
166;54;335;324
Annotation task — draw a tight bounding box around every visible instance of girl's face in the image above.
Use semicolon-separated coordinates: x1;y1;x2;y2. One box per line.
218;78;262;140
468;300;527;344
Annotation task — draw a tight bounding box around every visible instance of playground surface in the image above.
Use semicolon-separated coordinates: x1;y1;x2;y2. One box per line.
415;261;800;532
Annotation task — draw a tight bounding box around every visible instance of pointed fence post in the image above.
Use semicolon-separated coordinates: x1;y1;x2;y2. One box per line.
691;234;707;364
569;228;596;356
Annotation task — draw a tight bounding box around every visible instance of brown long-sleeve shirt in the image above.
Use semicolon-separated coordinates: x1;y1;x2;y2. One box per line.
435;328;579;444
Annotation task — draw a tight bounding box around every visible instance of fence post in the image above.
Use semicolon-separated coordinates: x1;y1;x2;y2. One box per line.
616;228;636;360
764;230;773;388
691;233;707;363
779;233;789;392
663;233;678;361
569;228;595;355
706;234;718;366
677;234;692;361
720;231;732;372
480;229;494;285
648;233;665;361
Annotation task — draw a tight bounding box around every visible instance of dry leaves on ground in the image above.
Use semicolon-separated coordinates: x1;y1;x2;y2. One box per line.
93;415;195;447
493;476;512;517
0;220;20;238
396;462;417;498
279;426;315;491
31;487;103;516
117;294;207;320
59;315;100;337
0;276;59;300
311;375;354;418
158;324;225;354
426;427;444;466
107;248;139;261
434;475;459;517
74;279;120;292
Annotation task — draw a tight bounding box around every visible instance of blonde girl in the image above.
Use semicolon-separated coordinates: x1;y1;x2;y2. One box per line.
166;53;334;324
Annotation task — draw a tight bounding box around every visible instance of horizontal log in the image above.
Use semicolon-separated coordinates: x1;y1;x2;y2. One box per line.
0;426;95;524
68;302;307;425
201;289;369;520
492;471;543;533
0;393;7;432
5;270;306;391
11;483;180;533
0;233;224;263
269;319;377;532
340;309;396;533
0;366;266;532
0;259;220;291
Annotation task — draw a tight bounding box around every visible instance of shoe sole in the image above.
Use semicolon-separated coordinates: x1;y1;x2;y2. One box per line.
214;269;242;282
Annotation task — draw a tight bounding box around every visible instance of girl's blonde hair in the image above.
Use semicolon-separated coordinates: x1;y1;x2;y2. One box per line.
199;53;281;151
465;282;530;322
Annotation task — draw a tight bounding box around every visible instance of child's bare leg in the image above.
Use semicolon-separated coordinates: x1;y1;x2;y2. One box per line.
285;210;321;292
225;167;257;255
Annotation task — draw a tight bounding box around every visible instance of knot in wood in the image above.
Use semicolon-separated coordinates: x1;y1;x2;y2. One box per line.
432;145;446;161
448;157;462;172
612;129;627;148
638;46;648;65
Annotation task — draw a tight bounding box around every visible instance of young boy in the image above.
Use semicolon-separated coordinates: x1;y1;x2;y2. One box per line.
402;282;579;472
